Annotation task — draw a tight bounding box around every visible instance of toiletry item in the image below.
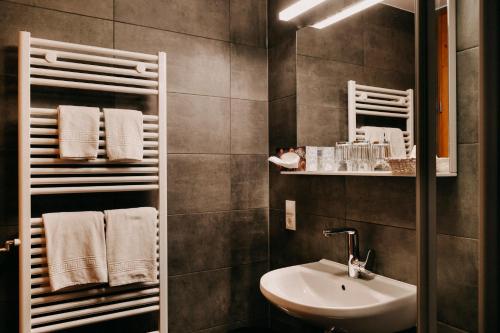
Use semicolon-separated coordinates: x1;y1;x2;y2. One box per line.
305;146;319;171
320;147;335;171
43;211;108;291
268;152;300;169
436;157;450;173
58;105;100;160
103;108;144;161
105;207;158;286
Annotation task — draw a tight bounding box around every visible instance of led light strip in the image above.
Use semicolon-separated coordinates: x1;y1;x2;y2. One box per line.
312;0;384;29
279;0;327;21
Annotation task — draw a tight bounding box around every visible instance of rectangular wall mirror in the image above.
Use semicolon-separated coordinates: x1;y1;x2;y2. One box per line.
273;0;457;176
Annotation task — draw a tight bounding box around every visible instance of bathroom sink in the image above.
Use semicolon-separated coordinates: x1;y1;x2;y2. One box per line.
260;259;416;333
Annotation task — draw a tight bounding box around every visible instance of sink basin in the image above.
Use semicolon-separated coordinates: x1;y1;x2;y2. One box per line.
260;259;416;333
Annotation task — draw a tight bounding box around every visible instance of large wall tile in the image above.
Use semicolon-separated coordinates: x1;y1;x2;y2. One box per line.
115;0;229;41
168;154;230;214
456;0;479;51
230;0;267;48
346;220;417;284
363;65;415;91
457;47;479;144
10;0;113;19
168;212;232;275
231;99;268;154
269;37;296;101
0;1;113;76
231;155;269;209
297;22;363;66
115;23;230;97
346;177;416;229
169;269;232;333
169;262;268;333
270;210;346;269
230;209;269;265
168;209;268;275
231;44;268;101
228;261;269;323
297;55;364;108
437;144;478;238
269;171;345;219
363;25;414;74
437;234;478;332
269;95;297;152
363;3;414;35
297;104;347;147
168;93;230;154
295;176;346;219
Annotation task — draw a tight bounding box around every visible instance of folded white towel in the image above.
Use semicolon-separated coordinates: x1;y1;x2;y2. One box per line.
43;211;107;291
103;108;143;161
58;105;100;159
384;127;406;158
360;126;385;143
105;207;158;286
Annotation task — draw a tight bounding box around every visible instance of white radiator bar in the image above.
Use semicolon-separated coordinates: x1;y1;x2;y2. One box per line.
348;80;414;155
18;31;168;333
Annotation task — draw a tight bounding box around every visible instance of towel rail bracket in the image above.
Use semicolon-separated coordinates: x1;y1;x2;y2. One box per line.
0;238;21;252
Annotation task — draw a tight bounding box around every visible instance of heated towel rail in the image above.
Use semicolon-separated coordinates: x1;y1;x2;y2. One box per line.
18;31;168;333
348;80;414;155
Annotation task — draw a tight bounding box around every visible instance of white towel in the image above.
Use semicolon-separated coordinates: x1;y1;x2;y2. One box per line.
384;127;407;158
105;207;158;286
58;106;100;159
360;126;385;143
103;108;143;161
43;211;107;291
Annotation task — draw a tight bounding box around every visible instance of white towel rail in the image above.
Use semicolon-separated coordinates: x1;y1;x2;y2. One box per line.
18;31;168;333
348;80;414;155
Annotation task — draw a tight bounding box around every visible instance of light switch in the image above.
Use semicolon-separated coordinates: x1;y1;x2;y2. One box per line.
285;200;296;231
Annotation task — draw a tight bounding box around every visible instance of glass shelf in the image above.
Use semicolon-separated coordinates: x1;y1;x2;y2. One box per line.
280;171;457;177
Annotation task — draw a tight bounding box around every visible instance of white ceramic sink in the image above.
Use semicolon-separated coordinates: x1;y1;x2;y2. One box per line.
260;259;416;333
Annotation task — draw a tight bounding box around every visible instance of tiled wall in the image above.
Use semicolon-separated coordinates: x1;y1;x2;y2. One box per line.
0;0;269;332
267;1;478;332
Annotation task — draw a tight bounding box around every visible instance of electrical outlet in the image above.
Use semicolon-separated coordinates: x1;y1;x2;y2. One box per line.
285;200;296;231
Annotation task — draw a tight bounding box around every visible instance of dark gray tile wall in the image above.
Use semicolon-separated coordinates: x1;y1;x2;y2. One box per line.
267;1;478;332
0;1;269;332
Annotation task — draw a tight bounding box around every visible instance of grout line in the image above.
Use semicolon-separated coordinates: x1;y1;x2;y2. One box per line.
456;45;479;53
298;53;415;79
168;207;270;218
168;90;267;103
2;0;267;49
269;93;296;103
168;259;269;278
268;208;417;232
168;152;268;156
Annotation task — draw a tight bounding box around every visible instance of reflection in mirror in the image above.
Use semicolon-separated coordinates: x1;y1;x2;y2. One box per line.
271;0;457;176
435;0;457;174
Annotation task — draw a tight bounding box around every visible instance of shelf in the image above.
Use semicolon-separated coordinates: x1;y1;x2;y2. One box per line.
280;171;458;177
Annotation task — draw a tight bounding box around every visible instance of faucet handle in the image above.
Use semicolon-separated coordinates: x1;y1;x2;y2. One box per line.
360;249;375;271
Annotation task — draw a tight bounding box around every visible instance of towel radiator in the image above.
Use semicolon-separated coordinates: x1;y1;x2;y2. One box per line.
18;31;168;332
347;80;414;155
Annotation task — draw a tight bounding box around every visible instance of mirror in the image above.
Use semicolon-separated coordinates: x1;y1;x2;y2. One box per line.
272;0;457;176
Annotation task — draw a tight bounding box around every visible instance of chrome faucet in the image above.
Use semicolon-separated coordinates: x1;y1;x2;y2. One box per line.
323;227;374;278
